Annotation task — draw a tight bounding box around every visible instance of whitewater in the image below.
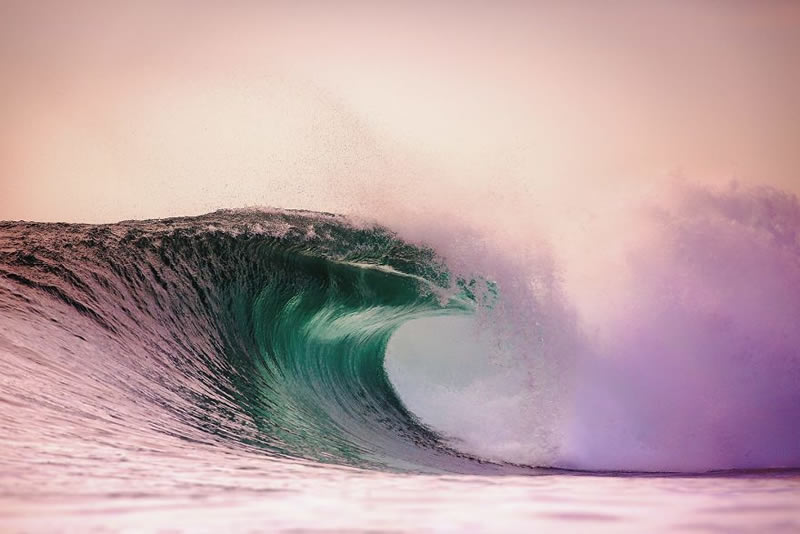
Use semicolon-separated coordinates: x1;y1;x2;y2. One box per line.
2;184;800;532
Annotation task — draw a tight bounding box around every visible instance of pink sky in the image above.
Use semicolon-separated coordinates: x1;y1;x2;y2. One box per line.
1;1;799;223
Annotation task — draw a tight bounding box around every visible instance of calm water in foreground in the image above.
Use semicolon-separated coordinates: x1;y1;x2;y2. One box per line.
2;446;799;533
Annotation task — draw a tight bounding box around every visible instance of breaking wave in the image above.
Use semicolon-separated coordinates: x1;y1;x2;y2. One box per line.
1;184;799;474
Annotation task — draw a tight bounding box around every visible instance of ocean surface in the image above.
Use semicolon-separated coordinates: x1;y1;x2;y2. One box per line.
1;208;799;533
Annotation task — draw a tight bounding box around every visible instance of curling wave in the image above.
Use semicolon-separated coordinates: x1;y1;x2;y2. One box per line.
2;184;800;475
0;209;519;474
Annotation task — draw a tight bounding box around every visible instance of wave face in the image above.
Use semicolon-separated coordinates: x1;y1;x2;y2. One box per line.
0;210;515;473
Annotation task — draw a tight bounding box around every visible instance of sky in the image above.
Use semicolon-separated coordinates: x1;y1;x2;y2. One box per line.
1;1;798;225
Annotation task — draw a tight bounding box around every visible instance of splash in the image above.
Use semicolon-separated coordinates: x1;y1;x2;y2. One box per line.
561;184;800;471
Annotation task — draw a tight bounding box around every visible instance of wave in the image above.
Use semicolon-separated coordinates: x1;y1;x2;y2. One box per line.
2;183;799;474
0;209;523;474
